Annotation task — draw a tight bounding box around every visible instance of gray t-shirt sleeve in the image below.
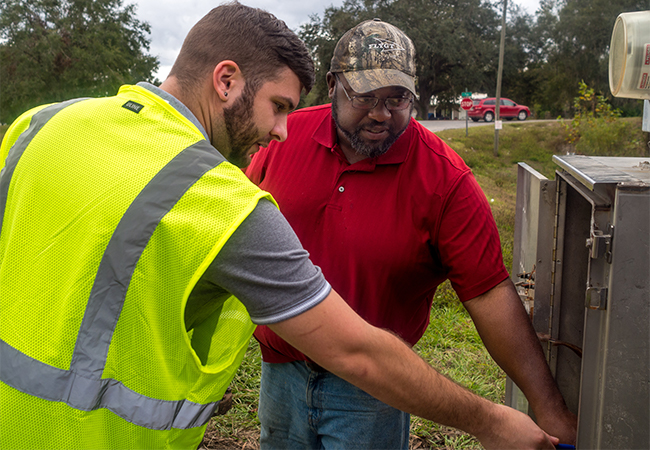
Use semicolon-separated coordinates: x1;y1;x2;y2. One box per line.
185;199;331;327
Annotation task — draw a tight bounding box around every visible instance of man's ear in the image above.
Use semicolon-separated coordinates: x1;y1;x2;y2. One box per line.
212;61;243;102
326;72;336;99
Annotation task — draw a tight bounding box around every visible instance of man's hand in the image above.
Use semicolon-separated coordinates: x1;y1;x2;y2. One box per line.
536;407;577;445
213;386;233;416
477;404;559;450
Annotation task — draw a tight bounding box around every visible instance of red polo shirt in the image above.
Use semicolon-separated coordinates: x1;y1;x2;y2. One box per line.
246;104;508;363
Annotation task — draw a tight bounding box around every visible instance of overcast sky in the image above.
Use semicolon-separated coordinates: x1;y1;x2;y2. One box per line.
133;0;542;81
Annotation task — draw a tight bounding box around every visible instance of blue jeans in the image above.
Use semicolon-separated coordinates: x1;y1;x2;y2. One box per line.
258;361;410;449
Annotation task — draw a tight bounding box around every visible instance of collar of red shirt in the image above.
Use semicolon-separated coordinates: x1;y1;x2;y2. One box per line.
311;107;414;170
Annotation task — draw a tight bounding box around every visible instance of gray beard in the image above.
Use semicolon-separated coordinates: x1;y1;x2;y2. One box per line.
331;95;408;159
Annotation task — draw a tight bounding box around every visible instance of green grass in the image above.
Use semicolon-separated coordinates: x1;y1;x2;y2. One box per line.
409;300;502;449
202;342;264;449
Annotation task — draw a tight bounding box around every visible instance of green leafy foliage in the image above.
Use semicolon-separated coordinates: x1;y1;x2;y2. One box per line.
527;0;647;118
560;81;621;144
575;119;645;156
298;0;372;106
384;0;501;119
298;0;647;122
557;81;645;155
0;0;159;124
297;0;503;119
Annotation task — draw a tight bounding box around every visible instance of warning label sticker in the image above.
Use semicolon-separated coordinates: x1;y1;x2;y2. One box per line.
638;44;650;89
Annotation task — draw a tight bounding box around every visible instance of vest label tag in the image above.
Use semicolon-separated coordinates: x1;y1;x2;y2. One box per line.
122;101;144;113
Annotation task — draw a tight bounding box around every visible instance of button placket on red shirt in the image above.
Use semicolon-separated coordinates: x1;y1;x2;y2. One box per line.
327;155;376;211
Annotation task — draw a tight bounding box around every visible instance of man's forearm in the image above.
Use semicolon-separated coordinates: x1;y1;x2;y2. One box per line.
268;289;556;449
464;279;577;443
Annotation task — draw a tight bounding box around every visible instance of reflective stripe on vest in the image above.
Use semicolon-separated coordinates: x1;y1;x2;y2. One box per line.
0;98;87;236
0;101;227;430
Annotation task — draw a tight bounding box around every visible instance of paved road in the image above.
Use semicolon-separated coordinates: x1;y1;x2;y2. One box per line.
419;119;489;132
418;119;547;132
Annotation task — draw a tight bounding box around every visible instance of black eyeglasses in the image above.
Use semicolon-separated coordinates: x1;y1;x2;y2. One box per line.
336;74;413;111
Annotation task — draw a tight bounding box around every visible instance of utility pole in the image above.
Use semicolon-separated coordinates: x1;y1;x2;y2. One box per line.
494;0;507;157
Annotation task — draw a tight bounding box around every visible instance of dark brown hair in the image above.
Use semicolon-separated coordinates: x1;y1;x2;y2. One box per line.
169;1;314;95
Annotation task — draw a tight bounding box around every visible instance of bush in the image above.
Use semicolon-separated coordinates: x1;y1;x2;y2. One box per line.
575;118;644;156
558;81;621;149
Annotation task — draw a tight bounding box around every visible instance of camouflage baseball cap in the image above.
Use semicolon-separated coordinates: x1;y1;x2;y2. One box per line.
330;19;416;95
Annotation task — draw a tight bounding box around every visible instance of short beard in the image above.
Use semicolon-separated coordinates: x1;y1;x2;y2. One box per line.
222;81;259;168
331;94;408;159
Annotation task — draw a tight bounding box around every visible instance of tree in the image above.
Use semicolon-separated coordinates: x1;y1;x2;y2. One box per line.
528;0;647;117
299;0;381;107
497;4;539;108
0;0;159;124
389;0;502;118
299;0;505;118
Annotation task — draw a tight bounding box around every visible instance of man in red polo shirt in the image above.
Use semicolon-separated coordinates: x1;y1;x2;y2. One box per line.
246;19;576;449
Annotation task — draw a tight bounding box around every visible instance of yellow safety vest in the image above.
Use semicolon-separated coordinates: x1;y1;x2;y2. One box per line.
0;85;272;448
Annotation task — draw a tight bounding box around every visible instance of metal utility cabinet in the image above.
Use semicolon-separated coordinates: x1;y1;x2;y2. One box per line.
506;155;650;449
